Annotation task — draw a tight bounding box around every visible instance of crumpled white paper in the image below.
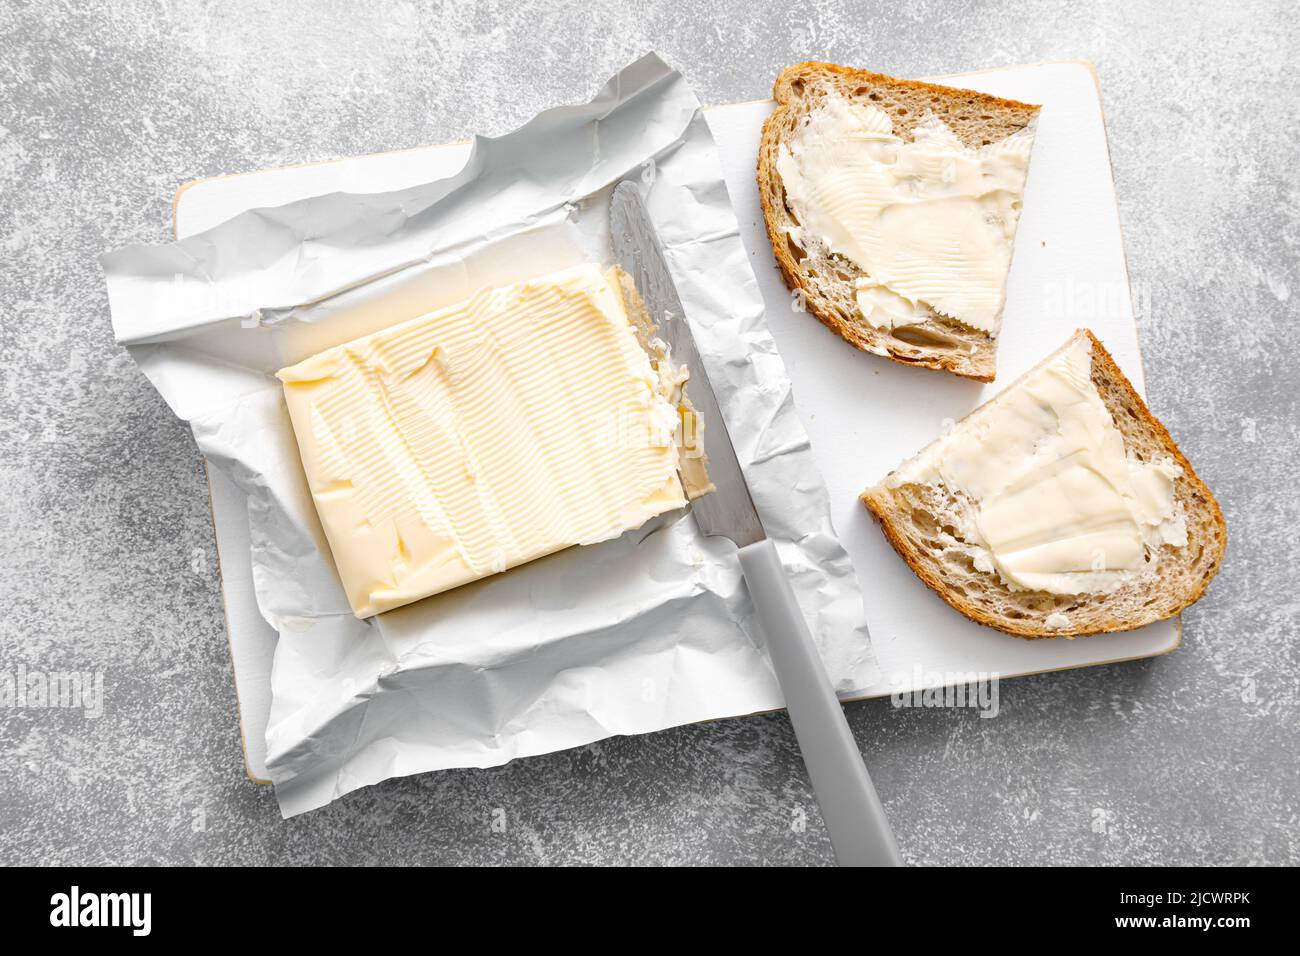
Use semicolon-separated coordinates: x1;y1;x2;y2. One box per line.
102;53;878;817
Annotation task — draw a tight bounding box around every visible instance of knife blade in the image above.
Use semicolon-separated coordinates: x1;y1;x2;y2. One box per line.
608;181;901;867
608;182;763;548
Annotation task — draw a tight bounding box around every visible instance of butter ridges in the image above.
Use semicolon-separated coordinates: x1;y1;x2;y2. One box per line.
890;337;1186;595
278;264;686;617
775;92;1034;336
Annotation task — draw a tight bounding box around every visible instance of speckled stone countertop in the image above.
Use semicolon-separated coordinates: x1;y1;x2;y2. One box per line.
1;0;1295;866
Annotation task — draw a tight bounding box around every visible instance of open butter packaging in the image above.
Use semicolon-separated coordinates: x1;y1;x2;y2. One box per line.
102;55;876;816
102;54;1180;816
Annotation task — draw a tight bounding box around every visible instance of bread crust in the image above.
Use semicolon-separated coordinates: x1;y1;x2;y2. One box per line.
773;62;1043;128
757;62;1041;383
861;330;1226;638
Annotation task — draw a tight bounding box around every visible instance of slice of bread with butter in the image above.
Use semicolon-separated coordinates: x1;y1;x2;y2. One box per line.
758;62;1041;381
862;330;1225;638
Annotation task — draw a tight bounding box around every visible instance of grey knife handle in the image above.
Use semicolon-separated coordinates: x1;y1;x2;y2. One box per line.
737;538;903;867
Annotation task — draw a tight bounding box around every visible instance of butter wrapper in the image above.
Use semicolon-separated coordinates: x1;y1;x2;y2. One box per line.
101;54;878;817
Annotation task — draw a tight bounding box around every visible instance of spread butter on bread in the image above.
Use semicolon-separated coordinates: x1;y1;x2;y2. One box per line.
759;62;1042;381
862;330;1225;638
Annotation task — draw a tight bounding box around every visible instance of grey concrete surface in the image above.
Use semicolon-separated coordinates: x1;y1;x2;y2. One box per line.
1;0;1296;866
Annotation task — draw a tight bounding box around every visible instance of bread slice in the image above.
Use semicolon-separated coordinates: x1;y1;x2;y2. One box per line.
862;330;1225;638
758;62;1041;382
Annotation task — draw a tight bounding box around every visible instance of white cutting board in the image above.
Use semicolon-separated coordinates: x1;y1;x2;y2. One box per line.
176;61;1178;784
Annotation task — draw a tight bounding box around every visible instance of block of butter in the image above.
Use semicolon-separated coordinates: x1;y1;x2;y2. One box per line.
277;264;689;618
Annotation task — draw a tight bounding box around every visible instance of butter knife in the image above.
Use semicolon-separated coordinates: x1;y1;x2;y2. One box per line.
609;181;902;867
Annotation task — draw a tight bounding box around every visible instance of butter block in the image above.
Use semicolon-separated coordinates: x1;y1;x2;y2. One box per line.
277;264;687;618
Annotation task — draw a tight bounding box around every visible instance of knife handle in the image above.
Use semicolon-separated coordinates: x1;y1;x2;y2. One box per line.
737;538;903;867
